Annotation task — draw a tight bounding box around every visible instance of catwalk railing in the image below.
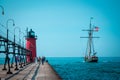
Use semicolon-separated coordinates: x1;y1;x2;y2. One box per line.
0;25;32;74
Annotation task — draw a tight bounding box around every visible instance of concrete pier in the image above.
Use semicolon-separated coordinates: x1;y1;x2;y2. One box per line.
0;62;62;80
0;63;38;80
36;62;61;80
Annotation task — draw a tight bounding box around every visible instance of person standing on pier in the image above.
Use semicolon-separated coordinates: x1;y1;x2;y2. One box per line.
41;56;46;65
37;57;41;63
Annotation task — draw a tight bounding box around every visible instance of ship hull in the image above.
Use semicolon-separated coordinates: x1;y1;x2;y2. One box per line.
85;56;98;62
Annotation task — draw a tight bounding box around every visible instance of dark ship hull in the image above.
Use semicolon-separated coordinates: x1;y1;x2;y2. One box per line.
85;56;98;62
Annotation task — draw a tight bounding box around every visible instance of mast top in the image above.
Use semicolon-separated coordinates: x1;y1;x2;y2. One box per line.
90;17;93;29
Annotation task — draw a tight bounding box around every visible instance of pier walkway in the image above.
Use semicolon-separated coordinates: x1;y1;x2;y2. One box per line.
0;63;38;80
0;62;62;80
35;62;61;80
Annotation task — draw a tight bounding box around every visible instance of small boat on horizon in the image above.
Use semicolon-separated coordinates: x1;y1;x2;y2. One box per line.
81;17;99;62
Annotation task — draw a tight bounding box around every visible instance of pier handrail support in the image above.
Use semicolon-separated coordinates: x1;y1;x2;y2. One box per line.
2;19;15;74
20;31;25;68
7;19;15;74
15;27;22;68
13;27;21;70
20;32;26;66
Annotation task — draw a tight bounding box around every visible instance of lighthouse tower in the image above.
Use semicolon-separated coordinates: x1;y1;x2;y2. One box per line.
26;29;37;62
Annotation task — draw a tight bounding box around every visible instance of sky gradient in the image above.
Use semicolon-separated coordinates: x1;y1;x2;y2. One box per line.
0;0;120;57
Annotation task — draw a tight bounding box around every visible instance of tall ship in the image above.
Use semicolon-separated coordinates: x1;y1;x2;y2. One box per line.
81;17;99;62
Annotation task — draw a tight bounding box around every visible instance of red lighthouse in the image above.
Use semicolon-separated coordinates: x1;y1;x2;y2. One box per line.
26;29;37;62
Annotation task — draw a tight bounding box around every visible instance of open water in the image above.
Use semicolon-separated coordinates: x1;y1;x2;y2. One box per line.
47;57;120;80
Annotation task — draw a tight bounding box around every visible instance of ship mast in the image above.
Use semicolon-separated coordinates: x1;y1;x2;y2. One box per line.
80;17;99;57
88;17;93;57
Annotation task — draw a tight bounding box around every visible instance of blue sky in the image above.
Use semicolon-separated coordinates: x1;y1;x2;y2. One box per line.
0;0;120;57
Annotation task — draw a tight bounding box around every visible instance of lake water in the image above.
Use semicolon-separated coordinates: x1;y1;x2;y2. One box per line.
47;57;120;80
